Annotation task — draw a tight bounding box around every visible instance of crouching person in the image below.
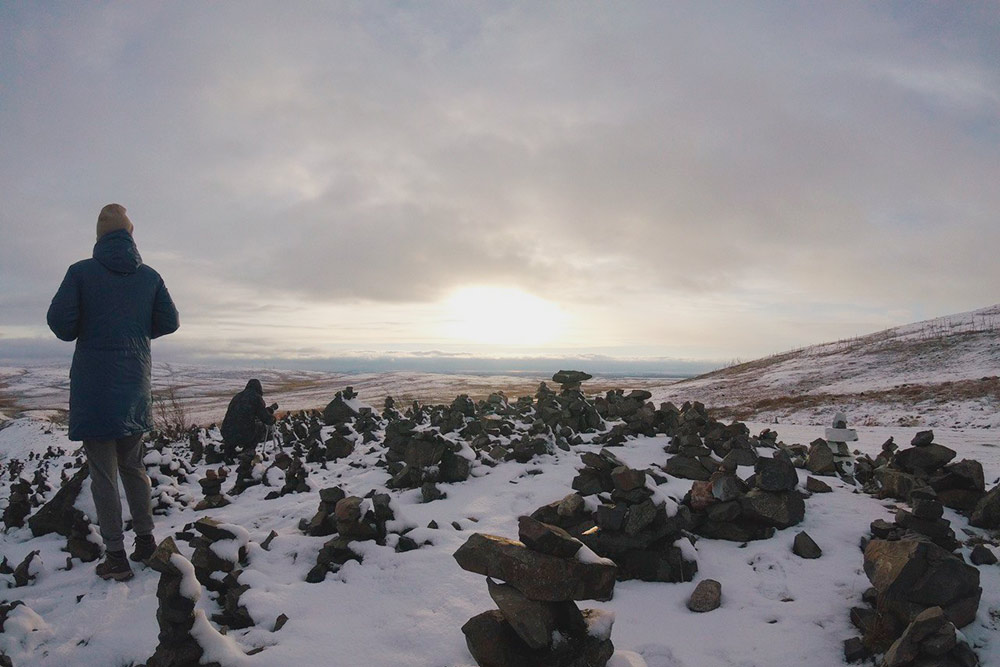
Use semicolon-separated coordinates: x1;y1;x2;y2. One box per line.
47;204;180;581
221;379;276;463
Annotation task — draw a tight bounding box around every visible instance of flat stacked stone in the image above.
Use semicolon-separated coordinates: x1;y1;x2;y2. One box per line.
2;479;32;530
189;518;253;630
194;468;230;510
26;464;101;562
146;537;224;667
455;517;617;666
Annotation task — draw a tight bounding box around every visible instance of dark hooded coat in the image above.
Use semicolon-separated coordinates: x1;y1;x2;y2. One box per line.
221;379;275;448
47;229;179;441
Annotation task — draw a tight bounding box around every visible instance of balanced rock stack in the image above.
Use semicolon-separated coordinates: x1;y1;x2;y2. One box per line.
146;537;224;667
189;518;254;630
846;535;981;661
383;424;471;496
535;371;604;434
454;516;617;667
322;387;361;426
194;468;229;510
3;479;32;530
686;454;805;543
869;431;987;515
306;492;396;583
870;490;959;552
27;464;100;561
537;450;697;583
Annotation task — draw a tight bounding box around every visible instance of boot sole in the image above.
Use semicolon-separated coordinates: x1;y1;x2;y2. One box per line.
99;569;134;581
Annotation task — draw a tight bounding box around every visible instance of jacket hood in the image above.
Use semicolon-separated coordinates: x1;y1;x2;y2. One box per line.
93;229;142;274
246;379;263;395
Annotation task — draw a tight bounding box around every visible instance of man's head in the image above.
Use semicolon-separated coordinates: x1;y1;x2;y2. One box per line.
96;203;134;240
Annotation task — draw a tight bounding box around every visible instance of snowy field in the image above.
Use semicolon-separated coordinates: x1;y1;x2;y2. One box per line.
1;408;999;667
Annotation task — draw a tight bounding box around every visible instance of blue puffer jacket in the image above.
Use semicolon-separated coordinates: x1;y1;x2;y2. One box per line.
47;230;179;441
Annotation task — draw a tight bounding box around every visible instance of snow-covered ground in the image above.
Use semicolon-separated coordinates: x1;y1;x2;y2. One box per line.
649;304;1000;429
0;362;671;428
1;409;998;667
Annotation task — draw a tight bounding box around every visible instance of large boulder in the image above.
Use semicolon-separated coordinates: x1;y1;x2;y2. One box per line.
754;457;799;492
739;490;805;529
893;444;957;474
863;537;981;628
28;465;89;538
970;484;1000;529
454;533;616;602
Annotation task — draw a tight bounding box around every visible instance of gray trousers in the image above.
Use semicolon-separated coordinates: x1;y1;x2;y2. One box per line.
82;433;154;552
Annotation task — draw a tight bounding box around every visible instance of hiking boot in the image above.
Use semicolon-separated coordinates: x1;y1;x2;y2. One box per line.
130;535;157;562
96;550;134;581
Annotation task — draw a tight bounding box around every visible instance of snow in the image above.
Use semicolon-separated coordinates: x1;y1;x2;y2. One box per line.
190;610;251;666
586;608;616;640
648;303;1000;429
1;375;999;666
171;553;202;601
576;543;615;567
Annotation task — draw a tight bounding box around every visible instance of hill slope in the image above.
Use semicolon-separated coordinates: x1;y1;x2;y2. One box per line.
652;304;1000;429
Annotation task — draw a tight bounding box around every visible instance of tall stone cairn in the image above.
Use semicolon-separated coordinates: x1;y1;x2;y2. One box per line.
146;537;223;667
454;516;618;667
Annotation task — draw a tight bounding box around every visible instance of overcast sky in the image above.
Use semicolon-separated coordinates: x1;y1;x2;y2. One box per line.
1;2;998;371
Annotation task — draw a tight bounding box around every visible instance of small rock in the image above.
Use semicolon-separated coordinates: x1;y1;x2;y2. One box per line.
805;477;833;493
687;579;721;612
792;531;822;559
969;544;997;566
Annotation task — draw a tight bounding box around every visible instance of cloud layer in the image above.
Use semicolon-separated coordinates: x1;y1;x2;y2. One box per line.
2;2;998;363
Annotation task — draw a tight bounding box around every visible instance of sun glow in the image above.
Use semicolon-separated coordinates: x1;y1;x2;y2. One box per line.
444;286;567;347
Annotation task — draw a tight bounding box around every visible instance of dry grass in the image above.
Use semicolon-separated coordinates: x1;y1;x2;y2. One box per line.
716;376;1000;421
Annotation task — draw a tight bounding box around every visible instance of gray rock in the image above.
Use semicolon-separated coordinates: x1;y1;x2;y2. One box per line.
552;370;593;385
863;538;981;628
911;430;935;447
894;444;957;474
792;531;822;559
882;606;947;667
970;484;1000;529
453;533;616;602
517;516;582;559
755;457;799;492
969;544;997;566
687;579;722;612
740;489;805;529
805;477;833;493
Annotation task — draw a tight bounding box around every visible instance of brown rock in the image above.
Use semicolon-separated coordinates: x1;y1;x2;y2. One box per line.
687;579;721;612
517;516;582;559
454;533;616;602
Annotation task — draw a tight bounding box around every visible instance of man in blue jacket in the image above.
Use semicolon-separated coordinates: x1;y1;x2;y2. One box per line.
47;203;179;581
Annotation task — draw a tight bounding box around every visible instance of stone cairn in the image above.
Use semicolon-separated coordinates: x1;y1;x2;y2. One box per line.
533;449;697;583
188;518;254;630
845;535;982;665
383;420;471;502
305;490;396;583
663;405;760;480
27;464;100;562
146;537;225;667
685;452;805;543
842;431;986;664
194;467;230;510
454;517;618;667
2;478;32;530
859;430;987;516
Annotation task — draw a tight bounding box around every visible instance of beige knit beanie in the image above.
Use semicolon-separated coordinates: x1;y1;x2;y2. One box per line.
96;203;134;239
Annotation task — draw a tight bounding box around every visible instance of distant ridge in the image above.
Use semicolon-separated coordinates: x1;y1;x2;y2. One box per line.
652;304;1000;429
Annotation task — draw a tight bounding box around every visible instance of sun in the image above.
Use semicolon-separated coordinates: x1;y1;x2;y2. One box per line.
444;286;566;347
